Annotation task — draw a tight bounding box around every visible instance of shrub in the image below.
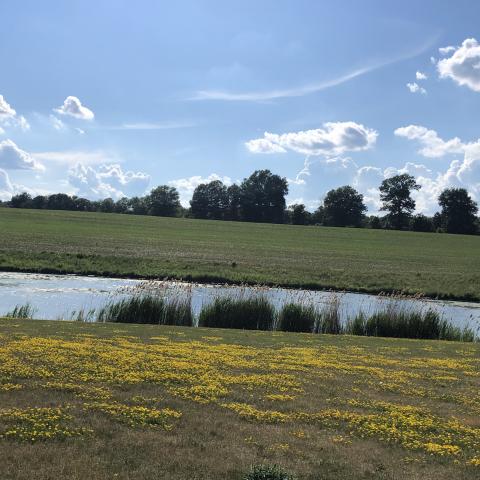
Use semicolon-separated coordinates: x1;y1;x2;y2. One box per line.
243;464;295;480
277;303;316;332
199;296;275;330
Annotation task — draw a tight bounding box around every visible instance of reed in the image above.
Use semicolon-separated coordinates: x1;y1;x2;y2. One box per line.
96;294;193;326
199;295;275;330
4;303;36;319
277;303;316;333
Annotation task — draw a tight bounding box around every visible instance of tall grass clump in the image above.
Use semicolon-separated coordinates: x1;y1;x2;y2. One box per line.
277;303;316;333
5;303;36;319
346;301;475;341
243;464;295;480
314;295;343;334
199;295;275;330
97;294;193;326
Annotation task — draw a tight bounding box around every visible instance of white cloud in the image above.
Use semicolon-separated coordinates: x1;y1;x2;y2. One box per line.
0;95;30;131
438;46;456;56
68;163;150;199
415;71;428;80
437;38;480;92
33;150;118;166
0;127;4;136
406;82;427;94
0;95;16;118
246;122;377;157
0;168;13;200
393;124;480;212
0;140;44;171
394;125;464;157
169;173;233;206
55;96;94;120
50;115;66;131
245;138;287;154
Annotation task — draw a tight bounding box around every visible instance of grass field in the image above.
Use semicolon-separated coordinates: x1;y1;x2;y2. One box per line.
0;318;479;479
0;208;479;300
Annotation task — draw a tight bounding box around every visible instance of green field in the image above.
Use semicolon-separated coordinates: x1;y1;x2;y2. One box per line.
0;318;479;479
0;208;479;300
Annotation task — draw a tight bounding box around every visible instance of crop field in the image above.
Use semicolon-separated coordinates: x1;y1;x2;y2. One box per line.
0;208;479;300
0;318;479;479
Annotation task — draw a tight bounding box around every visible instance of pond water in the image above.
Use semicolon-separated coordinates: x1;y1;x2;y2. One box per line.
0;272;479;331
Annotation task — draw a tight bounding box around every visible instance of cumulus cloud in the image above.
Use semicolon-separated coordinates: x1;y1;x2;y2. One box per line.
0;95;16;119
0;140;44;171
406;82;427;94
246;122;377;157
393;124;480;212
169;173;233;206
0;95;30;131
68;164;150;199
415;71;428;80
55;96;94;120
438;45;456;56
437;38;480;92
394;125;464;157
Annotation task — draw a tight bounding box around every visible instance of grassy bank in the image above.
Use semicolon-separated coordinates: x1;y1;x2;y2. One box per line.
0;318;479;479
1;209;479;300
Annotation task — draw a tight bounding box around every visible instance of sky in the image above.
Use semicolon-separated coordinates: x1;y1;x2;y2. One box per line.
1;0;480;214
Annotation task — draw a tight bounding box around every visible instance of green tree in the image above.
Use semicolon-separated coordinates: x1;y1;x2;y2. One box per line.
411;214;434;232
146;186;180;217
239;170;288;223
226;184;242;221
379;174;420;229
438;188;478;235
322;186;366;227
288;203;310;225
190;180;229;220
10;192;32;208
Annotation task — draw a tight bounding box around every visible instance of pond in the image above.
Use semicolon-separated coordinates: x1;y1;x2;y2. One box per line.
1;272;479;332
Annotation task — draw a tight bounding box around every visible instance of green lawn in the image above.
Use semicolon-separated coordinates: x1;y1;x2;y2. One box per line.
0;208;479;300
0;318;479;480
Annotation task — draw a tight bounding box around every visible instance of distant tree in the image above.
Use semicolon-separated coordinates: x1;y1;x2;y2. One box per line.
312;205;325;225
10;192;32;208
322;186;367;227
146;186;180;217
368;216;382;229
411;214;434;232
72;196;93;212
31;195;48;209
288;204;310;225
98;197;115;213
438;188;478;235
379;174;420;229
226;184;242;221
46;193;75;211
114;197;130;214
128;196;148;215
239;170;288;223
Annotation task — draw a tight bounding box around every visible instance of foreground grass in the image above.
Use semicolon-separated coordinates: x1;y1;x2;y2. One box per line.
0;318;479;479
1;209;479;300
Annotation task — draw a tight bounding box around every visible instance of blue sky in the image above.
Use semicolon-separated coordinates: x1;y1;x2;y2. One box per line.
1;0;480;213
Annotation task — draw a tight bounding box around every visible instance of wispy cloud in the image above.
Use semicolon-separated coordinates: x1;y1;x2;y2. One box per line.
104;121;197;131
191;37;437;102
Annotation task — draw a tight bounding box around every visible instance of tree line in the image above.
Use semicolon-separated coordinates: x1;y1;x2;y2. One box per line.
2;169;479;235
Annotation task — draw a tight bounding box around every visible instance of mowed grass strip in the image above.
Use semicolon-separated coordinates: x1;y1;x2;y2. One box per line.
0;208;479;300
0;318;479;480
